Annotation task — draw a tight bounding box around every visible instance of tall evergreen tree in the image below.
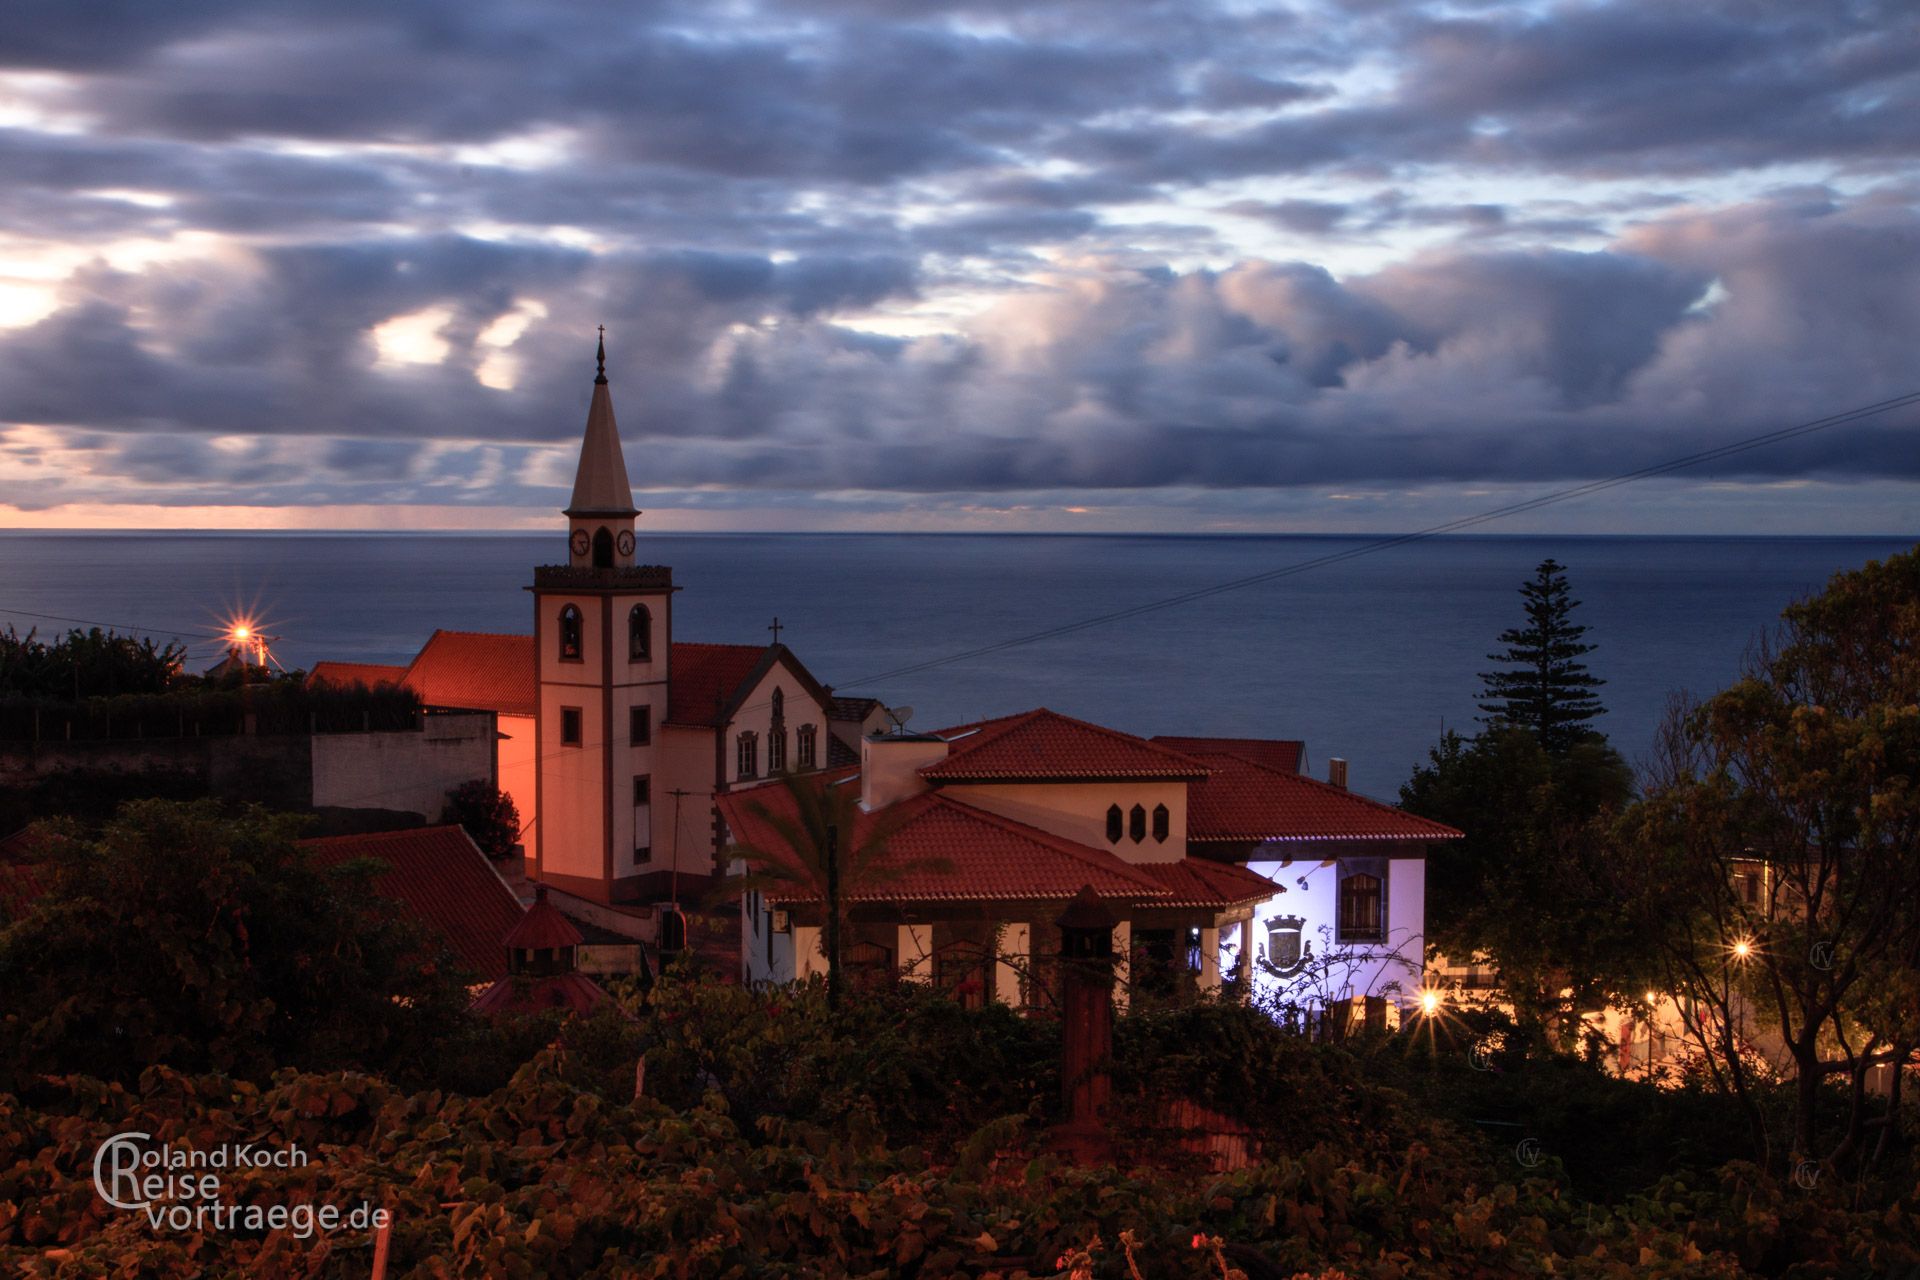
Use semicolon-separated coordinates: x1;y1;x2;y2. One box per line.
1478;558;1606;753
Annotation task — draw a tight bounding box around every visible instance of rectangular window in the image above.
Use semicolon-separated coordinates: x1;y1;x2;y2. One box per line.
768;729;786;773
796;724;817;769
630;704;650;746
632;774;651;865
1337;873;1384;942
560;706;583;746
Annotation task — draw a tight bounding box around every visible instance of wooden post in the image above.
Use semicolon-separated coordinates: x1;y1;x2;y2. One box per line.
1052;885;1116;1163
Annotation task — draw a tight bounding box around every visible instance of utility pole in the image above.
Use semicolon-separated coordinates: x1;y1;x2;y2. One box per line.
667;788;693;907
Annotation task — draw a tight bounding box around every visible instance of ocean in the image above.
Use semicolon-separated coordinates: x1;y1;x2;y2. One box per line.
0;532;1910;798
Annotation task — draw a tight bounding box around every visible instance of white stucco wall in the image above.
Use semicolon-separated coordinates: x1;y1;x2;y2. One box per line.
722;662;828;788
1242;848;1428;1011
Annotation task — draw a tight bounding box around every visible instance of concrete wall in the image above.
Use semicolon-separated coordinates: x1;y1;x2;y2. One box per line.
310;711;496;820
0;733;312;810
496;713;536;847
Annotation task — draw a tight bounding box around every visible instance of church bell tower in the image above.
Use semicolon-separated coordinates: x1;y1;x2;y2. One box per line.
529;331;676;904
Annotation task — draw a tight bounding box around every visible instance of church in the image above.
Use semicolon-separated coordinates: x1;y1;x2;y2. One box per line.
312;336;1460;1017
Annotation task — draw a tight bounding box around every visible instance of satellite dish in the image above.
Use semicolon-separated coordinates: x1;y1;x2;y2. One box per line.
886;705;915;733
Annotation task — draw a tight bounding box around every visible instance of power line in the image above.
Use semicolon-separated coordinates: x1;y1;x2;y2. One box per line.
0;607;230;641
836;389;1920;690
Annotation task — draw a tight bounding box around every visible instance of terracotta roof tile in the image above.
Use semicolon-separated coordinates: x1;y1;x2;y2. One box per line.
1134;858;1280;909
666;642;767;726
306;661;408;690
302;825;524;979
504;887;584;949
923;709;1211;782
470;971;611;1017
1183;751;1461;845
403;631;536;717
720;779;1172;905
1153;735;1304;775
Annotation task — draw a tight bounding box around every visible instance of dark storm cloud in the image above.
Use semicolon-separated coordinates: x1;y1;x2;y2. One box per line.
0;0;1915;518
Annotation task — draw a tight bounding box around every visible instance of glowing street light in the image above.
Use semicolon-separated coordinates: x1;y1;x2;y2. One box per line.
1730;936;1755;962
1418;989;1442;1017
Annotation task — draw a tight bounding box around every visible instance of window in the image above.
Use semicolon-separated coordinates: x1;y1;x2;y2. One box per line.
771;688;784;719
1106;804;1123;844
768;729;787;773
1338;872;1384;942
1152;803;1170;842
560;706;583;746
632;775;652;864
796;724;817;769
736;731;758;778
628;604;652;661
630;704;650;746
1129;804;1147;843
557;605;582;661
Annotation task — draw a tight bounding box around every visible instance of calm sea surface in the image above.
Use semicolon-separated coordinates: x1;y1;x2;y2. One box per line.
0;532;1910;798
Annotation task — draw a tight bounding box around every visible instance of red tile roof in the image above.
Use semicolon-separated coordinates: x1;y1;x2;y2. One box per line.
306;661;407;690
1134;858;1280;909
302;825;524;979
1183;750;1461;845
720;778;1173;905
402;630;536;718
1153;736;1304;775
924;709;1211;782
666;642;767;726
470;971;611;1017
504;887;584;949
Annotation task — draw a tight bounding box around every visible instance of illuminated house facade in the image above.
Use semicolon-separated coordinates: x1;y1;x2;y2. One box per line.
721;712;1460;1015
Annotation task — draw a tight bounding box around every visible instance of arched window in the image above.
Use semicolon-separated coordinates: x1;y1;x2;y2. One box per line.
735;731;758;779
1129;804;1147;843
771;688;784;720
1152;803;1170;842
558;604;582;661
796;724;817;769
1106;804;1123;844
1338;873;1384;942
591;526;613;568
628;604;651;661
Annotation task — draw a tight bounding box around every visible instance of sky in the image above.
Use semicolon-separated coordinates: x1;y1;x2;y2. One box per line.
0;0;1915;533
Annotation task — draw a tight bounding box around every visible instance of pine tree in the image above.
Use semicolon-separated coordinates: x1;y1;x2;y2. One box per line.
1478;558;1606;753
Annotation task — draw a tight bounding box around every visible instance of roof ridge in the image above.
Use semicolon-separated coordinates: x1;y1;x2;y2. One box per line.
300;822;469;848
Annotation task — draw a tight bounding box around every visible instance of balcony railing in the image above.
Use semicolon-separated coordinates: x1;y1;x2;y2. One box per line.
533;564;674;590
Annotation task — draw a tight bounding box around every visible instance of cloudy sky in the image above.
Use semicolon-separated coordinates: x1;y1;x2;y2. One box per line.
0;0;1915;533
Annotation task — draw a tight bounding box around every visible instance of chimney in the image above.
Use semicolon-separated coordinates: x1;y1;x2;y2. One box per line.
860;733;949;810
1327;757;1349;790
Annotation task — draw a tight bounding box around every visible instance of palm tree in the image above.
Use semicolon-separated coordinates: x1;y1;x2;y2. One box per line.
725;774;944;1009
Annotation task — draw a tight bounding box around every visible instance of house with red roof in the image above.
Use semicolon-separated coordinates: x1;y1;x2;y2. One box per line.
720;708;1460;1016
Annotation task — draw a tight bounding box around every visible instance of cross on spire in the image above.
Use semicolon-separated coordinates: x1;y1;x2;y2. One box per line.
594;325;607;385
768;616;783;645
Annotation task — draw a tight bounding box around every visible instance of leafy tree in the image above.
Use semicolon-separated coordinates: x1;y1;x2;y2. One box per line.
1402;726;1639;1048
0;626;186;700
1478;558;1607;754
1613;545;1920;1170
442;779;522;858
0;800;471;1085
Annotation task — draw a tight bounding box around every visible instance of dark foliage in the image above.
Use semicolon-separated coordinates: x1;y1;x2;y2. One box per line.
440;779;521;858
1478;559;1607;754
0;627;186;700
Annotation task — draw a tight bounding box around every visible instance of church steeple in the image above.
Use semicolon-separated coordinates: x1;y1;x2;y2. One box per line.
566;327;639;520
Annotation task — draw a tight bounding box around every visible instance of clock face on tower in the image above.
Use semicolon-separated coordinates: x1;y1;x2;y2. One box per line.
570;530;590;558
616;530;635;557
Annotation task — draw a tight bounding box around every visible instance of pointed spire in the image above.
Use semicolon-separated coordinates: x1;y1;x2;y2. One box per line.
566;328;638;517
